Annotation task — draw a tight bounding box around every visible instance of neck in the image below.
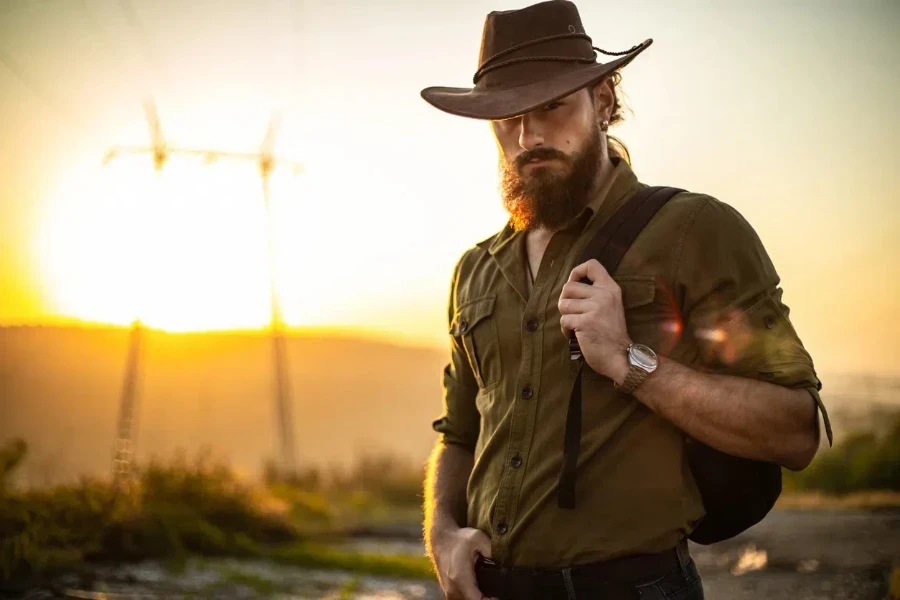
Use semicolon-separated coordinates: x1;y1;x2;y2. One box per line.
589;155;617;208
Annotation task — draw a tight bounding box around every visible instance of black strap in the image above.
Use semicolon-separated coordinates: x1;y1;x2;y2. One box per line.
558;185;685;509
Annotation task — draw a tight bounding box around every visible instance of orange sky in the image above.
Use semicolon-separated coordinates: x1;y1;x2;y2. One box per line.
1;1;899;376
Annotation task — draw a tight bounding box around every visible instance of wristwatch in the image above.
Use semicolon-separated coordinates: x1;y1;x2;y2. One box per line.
614;343;659;394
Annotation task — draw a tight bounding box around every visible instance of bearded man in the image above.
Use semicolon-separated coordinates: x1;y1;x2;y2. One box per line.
420;2;831;599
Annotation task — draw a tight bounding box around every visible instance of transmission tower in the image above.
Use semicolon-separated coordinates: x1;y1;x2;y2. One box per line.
105;98;303;483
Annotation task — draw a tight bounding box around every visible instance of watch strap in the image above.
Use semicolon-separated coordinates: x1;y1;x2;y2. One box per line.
615;364;650;394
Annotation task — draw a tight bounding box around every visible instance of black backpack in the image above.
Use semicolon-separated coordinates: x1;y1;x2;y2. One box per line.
557;185;781;545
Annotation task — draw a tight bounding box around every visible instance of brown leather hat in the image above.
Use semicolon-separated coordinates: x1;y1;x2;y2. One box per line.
421;0;652;120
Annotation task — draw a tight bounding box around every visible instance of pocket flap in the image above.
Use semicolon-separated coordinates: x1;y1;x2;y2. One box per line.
450;295;497;336
613;276;656;310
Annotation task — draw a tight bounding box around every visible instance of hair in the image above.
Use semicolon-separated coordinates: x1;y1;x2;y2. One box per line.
590;72;631;165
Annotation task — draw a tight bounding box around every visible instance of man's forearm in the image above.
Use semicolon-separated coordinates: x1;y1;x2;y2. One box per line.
631;357;819;470
423;441;474;559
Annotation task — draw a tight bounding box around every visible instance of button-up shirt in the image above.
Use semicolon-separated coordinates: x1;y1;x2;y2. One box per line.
432;158;831;568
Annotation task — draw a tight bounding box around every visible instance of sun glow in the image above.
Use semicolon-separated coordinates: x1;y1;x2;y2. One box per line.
36;155;314;333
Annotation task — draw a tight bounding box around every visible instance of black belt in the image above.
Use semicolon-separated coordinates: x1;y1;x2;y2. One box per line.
474;545;682;600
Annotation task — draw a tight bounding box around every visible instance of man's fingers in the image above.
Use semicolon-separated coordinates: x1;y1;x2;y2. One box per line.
560;281;595;300
454;564;488;600
568;259;612;285
560;313;584;335
558;297;594;315
446;528;493;600
469;529;492;559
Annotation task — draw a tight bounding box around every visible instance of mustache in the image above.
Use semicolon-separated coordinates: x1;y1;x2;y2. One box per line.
514;147;569;170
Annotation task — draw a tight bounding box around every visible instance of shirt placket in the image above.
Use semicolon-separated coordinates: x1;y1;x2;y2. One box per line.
491;230;574;563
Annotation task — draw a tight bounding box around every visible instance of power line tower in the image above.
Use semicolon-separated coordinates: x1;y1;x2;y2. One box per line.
105;98;303;483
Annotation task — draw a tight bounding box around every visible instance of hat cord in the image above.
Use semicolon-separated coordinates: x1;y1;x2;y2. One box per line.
473;32;642;84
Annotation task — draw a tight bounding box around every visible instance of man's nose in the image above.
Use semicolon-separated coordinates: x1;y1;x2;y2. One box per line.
518;113;545;150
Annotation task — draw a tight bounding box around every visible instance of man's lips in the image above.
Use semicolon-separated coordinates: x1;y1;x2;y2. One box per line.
515;152;566;171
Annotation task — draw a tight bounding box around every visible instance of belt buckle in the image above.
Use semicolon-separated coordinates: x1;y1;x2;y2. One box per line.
476;555;498;567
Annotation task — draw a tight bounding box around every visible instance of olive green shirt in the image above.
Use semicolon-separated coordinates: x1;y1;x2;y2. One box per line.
432;158;832;568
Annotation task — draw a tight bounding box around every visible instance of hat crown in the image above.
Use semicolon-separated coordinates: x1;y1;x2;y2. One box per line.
476;1;595;88
418;0;651;120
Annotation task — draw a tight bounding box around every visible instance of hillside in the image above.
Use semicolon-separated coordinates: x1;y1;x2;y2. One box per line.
0;325;448;486
3;325;899;487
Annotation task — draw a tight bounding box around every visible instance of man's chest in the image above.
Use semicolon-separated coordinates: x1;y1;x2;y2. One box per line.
451;238;689;396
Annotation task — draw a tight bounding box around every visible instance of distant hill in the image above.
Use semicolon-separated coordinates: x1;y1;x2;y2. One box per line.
0;325;448;486
3;326;898;487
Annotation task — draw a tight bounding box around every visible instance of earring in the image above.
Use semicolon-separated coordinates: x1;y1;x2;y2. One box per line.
600;119;609;132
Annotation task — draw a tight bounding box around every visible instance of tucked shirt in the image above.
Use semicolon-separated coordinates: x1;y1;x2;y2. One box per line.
432;158;832;568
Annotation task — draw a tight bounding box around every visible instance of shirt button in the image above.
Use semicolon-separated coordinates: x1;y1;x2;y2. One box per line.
510;455;523;468
459;320;469;334
521;386;534;400
526;319;539;332
497;522;508;535
764;315;777;329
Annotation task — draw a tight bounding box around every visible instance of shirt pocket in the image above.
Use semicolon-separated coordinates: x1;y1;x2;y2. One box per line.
615;275;662;341
450;294;502;391
615;275;657;310
619;274;689;355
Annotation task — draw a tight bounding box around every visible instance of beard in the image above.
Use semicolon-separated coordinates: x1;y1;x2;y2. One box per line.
499;123;602;232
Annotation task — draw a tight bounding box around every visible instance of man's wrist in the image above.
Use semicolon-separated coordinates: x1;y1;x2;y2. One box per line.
607;339;633;384
631;355;672;411
428;518;461;549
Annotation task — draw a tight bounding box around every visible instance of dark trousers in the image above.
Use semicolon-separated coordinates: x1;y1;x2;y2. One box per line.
474;539;705;600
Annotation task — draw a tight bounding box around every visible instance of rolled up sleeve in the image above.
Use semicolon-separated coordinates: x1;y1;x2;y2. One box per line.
676;197;832;445
432;256;481;451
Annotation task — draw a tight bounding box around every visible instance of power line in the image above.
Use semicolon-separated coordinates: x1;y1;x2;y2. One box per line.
116;0;168;92
0;46;87;134
75;0;115;57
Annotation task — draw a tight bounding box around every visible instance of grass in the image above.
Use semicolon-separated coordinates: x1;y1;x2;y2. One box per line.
270;543;433;579
783;412;900;495
777;490;900;510
0;439;432;586
338;577;360;600
0;454;296;582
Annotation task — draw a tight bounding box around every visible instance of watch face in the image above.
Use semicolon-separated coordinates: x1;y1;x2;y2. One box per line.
629;344;658;370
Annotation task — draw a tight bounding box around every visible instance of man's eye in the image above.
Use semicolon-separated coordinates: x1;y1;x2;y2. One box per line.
545;102;562;110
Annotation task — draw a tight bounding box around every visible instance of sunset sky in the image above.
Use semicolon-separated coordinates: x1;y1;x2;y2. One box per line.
1;0;898;376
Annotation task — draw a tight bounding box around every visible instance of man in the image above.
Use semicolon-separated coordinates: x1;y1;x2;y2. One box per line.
420;2;832;599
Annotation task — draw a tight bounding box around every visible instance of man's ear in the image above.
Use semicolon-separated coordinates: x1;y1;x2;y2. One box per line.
591;78;616;121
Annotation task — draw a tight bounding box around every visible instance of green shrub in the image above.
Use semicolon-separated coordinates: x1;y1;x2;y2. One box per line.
785;413;900;494
0;442;293;583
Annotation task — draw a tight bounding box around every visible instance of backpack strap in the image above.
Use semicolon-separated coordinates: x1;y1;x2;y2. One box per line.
558;185;685;509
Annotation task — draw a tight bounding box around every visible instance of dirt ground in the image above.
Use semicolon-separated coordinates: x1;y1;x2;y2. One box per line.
690;509;900;599
10;509;899;599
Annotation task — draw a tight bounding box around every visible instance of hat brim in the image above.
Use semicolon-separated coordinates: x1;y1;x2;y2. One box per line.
421;40;651;120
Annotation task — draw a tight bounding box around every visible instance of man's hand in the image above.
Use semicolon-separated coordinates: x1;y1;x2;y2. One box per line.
432;527;497;600
558;259;631;383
